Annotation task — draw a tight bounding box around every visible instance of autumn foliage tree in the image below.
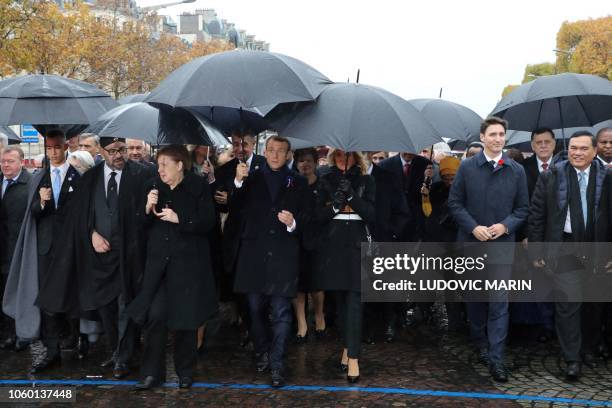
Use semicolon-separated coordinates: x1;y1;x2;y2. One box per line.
0;0;234;97
501;15;610;97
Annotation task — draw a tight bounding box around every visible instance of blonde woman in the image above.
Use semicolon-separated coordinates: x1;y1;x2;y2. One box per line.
311;148;375;383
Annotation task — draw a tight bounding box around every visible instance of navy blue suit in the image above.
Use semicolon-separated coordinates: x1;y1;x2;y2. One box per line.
448;151;529;365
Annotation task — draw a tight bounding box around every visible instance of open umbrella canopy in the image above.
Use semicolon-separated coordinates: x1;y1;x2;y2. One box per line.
407;98;482;141
0;125;21;144
270;83;442;152
118;93;150;104
157;105;229;146
0;74;118;126
146;50;332;110
33;124;88;139
86;103;227;146
188;105;271;136
505;120;612;152
491;73;612;131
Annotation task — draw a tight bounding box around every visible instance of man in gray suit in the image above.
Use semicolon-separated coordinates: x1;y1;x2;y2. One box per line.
448;116;529;382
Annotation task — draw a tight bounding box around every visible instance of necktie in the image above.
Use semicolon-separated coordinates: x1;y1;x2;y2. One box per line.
578;171;588;227
52;168;61;208
2;179;14;199
403;163;411;177
541;163;548;171
107;171;118;212
490;160;496;169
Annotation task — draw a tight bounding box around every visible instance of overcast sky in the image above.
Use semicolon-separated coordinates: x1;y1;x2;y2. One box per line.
138;0;609;117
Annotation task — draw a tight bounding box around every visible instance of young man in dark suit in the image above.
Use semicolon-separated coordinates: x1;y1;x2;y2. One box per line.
529;131;612;380
30;130;81;373
0;146;32;351
448;117;529;382
230;136;308;388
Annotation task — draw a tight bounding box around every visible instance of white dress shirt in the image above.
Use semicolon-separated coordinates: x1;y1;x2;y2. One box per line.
536;156;553;173
50;161;70;188
564;166;590;234
1;170;22;198
483;152;503;168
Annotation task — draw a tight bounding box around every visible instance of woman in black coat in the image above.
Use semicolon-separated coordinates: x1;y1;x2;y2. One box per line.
312;148;375;383
127;145;218;391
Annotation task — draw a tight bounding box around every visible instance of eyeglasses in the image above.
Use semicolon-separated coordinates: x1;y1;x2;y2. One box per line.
104;147;127;155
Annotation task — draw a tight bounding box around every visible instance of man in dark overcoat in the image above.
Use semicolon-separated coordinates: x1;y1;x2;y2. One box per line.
70;136;154;379
0;146;32;351
230;136;308;388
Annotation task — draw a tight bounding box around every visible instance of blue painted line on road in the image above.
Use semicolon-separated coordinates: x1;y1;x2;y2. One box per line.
0;379;610;406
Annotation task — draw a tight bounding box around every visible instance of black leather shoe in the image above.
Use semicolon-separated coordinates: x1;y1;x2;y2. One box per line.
255;352;269;373
135;376;160;391
384;325;395;343
340;362;348;372
314;329;326;340
295;333;307;345
100;356;115;368
77;335;89;359
0;337;15;350
489;363;508;382
271;369;285;388
30;354;61;374
598;343;611;360
477;349;489;367
113;363;130;379
179;377;193;389
347;374;360;384
582;353;600;369
14;340;29;352
565;361;581;381
537;329;554;343
60;334;78;351
363;335;375;345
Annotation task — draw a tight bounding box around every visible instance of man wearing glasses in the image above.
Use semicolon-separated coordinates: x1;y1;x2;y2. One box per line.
70;137;155;379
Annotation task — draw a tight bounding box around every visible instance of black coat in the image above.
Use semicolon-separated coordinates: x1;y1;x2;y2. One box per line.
312;166;376;292
127;172;218;330
379;154;431;240
370;164;410;242
422;181;458;243
0;170;32;275
528;160;612;269
211;155;266;275
230;164;308;297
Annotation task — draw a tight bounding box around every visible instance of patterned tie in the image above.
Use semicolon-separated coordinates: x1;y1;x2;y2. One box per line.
52;168;61;208
541;163;548;171
578;171;588;227
107;171;118;212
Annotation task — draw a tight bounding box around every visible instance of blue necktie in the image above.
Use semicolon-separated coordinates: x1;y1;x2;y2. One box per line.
578;171;588;227
2;179;14;198
52;168;61;208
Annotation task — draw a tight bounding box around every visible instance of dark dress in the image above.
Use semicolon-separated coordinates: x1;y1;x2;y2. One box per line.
126;172;218;330
297;178;323;293
312;166;376;292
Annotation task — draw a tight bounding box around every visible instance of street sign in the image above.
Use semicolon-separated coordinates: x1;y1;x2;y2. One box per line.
21;124;40;143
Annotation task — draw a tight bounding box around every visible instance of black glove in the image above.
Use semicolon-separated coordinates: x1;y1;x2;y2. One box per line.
337;177;354;199
332;191;347;210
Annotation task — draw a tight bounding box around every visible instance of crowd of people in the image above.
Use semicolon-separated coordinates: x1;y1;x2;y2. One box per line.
0;119;611;389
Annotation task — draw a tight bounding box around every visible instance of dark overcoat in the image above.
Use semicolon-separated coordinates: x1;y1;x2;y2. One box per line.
126;172;218;330
231;164;308;298
0;171;32;275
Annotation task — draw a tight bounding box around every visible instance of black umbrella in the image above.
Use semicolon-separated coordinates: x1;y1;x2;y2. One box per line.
118;93;150;104
33;124;88;139
0;125;21;144
491;73;612;147
505;120;612;152
269;83;442;152
86;102;227;146
188;105;271;136
0;74;118;126
407;98;482;141
146;50;332;110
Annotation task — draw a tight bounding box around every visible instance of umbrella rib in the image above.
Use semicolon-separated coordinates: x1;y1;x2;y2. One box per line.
574;95;595;126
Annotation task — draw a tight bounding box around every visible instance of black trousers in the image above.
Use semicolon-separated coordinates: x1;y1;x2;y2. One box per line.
336;291;362;359
0;273;15;340
97;296;135;365
140;288;197;381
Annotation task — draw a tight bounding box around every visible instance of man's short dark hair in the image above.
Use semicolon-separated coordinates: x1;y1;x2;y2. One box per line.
2;146;24;159
46;129;66;140
531;127;555;141
596;127;612;141
480;116;508;134
265;136;291;152
569;130;596;147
